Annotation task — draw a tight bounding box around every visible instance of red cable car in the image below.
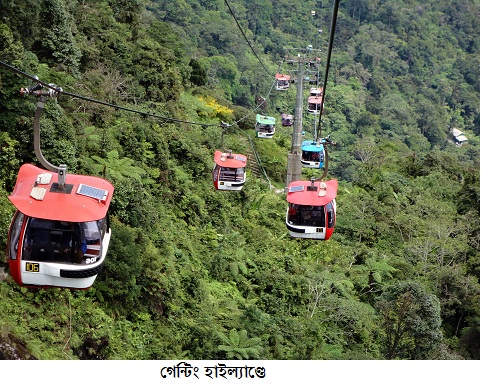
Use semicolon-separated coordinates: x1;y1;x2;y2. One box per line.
275;73;291;91
286;179;338;240
307;95;324;114
212;150;247;191
6;163;114;289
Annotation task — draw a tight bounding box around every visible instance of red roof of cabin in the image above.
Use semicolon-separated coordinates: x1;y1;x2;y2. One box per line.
214;150;247;168
8;163;114;222
286;179;338;206
275;73;290;80
308;96;323;104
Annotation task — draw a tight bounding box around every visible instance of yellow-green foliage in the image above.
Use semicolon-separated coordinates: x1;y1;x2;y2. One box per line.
198;96;234;121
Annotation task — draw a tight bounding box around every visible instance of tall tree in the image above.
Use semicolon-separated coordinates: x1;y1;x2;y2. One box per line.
376;281;443;359
32;0;81;74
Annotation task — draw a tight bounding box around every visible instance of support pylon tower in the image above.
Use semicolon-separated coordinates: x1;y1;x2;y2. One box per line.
285;58;305;189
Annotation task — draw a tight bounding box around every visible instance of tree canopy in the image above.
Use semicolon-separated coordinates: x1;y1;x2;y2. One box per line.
0;0;479;361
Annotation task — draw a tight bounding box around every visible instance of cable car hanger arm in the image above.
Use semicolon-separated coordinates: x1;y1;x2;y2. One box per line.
19;83;63;172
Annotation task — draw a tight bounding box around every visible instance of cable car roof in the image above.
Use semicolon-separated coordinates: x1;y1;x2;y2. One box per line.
275;73;290;80
214;150;247;168
301;140;324;152
286;179;338;206
8;163;114;222
256;114;276;125
307;96;323;103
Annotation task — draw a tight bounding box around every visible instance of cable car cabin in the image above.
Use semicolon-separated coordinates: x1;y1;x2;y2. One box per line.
286;179;338;240
309;87;323;97
6;163;114;289
285;55;298;65
281;113;293;127
255;114;276;138
275;73;291;91
301;140;325;168
307;96;324;114
308;57;321;68
212;150;247;191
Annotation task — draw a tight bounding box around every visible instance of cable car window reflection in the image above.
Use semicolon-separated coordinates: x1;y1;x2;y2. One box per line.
8;211;24;260
302;151;323;162
220;166;244;182
22;219;92;264
287;204;325;227
257;124;274;133
81;221;101;245
306;205;325;227
326;202;335;228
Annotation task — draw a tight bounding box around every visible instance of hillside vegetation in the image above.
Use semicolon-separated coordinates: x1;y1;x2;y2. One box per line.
0;0;479;360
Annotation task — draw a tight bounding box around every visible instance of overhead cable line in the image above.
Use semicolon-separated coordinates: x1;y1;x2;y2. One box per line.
224;0;273;78
230;74;278;127
317;0;340;137
0;60;219;127
224;67;281;188
2;58;277;187
1;60;280;132
232;123;272;190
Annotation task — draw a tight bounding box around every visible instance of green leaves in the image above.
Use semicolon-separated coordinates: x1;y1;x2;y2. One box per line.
376;280;443;359
217;329;262;359
92;149;146;183
0;132;20;190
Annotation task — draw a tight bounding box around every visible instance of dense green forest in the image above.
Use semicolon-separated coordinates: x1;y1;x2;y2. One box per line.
0;0;479;360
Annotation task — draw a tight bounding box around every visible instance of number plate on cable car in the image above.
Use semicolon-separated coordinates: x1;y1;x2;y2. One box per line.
25;262;40;272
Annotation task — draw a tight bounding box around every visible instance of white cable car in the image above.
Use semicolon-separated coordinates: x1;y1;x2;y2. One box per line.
281;113;293;126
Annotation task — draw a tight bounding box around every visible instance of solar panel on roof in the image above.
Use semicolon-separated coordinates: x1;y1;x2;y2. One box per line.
235;155;246;162
36;173;52;185
77;184;108;202
288;185;304;193
30;187;47;200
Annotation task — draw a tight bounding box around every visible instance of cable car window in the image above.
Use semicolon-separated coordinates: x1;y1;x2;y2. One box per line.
213;164;220;182
302;151;322;162
97;216;108;239
8;212;25;260
82;221;101;245
23;219;87;264
220;167;244;182
306;205;325;227
257;124;274;133
288;204;325;227
287;203;301;225
326;202;335;228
